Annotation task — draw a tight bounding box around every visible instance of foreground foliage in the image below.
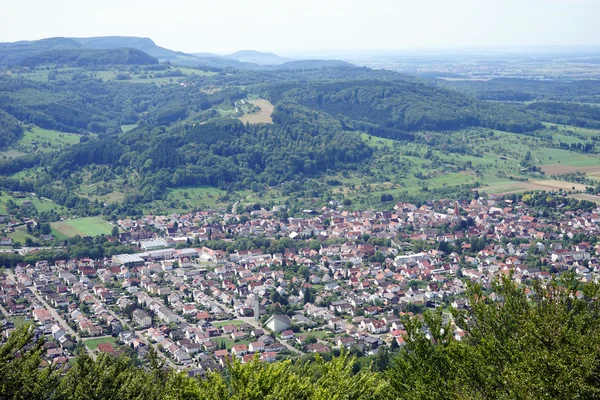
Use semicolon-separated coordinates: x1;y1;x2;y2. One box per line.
2;276;600;399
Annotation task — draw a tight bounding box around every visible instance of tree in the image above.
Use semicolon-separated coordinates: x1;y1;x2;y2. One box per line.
0;326;60;400
111;226;119;237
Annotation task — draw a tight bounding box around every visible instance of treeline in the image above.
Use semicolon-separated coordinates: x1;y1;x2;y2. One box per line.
526;101;600;129
440;78;600;103
18;48;158;68
2;276;600;399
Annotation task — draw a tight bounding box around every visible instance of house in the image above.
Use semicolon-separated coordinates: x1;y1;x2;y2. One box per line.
249;341;265;353
280;330;295;340
174;349;192;363
231;344;248;357
265;314;291;332
97;343;119;356
260;351;277;363
368;320;388;334
132;309;152;328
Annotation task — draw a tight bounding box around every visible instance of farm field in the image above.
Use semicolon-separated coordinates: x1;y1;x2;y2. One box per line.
51;216;114;238
239;99;274;124
83;336;117;350
479;180;590;195
540;164;600;175
570;193;600;204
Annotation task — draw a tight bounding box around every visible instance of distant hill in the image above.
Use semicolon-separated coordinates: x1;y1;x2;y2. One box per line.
0;37;82;66
274;59;354;70
19;48;158;68
0;36;355;70
224;50;290;65
71;36;182;60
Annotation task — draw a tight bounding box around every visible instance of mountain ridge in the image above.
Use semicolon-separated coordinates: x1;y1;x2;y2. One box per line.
0;36;354;70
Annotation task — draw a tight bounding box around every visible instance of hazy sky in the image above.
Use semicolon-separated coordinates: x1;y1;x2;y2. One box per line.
1;0;598;54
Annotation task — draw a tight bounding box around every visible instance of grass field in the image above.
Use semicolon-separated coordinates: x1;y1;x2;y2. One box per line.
0;193;60;215
51;216;114;238
12;316;34;328
215;336;253;351
84;336;117;350
212;320;246;328
19;126;80;151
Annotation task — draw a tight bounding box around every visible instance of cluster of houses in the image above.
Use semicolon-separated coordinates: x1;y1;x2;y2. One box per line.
3;195;600;371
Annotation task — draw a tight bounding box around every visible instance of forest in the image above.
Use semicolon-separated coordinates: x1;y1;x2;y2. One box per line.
2;276;600;399
18;48;159;68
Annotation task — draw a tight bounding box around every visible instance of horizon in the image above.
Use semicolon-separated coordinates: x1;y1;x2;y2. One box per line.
4;35;600;59
1;0;598;54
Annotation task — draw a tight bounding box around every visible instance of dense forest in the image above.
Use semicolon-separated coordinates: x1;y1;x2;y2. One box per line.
0;109;23;148
439;78;600;103
526;101;600;128
18;48;159;68
264;80;542;134
3;276;600;399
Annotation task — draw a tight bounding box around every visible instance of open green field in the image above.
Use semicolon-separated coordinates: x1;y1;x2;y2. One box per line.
51;216;114;238
216;336;253;351
141;186;234;213
84;336;117;350
20;126;80;150
212;320;246;328
0;192;60;215
12;316;34;328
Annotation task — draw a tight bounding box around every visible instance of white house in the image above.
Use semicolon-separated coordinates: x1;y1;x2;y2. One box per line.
265;314;291;332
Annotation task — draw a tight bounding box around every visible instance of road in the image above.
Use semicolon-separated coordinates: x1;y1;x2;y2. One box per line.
85;290;180;370
7;269;96;359
209;296;304;356
0;302;10;318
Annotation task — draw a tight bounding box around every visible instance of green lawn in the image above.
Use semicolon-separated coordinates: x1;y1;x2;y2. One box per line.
12;315;34;328
212;320;246;328
215;336;253;351
83;337;117;350
51;216;114;238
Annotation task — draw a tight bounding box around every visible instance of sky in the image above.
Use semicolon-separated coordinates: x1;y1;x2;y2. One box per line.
1;0;598;54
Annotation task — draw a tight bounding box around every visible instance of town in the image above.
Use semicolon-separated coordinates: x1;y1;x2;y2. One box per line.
1;191;599;374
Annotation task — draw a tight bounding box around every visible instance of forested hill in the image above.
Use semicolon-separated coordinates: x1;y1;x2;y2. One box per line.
19;48;158;68
71;36;182;60
264;80;542;136
0;62;548;209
